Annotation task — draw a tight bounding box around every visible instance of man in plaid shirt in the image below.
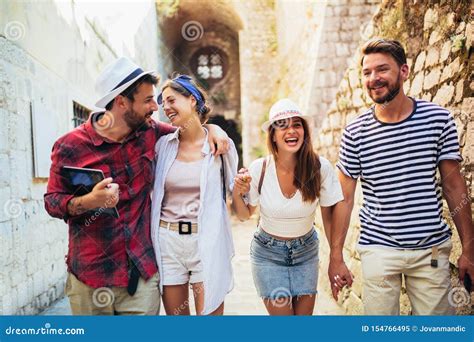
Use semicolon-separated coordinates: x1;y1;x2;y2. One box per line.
44;57;229;315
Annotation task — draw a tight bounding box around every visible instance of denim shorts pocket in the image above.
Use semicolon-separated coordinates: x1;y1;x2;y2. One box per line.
253;231;270;246
250;237;275;261
304;230;318;246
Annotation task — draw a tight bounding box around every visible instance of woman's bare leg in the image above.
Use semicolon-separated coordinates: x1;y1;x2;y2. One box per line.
263;297;295;315
293;294;316;315
192;282;224;315
162;284;190;315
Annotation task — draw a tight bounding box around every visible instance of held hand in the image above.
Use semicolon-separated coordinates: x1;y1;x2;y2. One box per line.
328;258;354;300
88;177;120;209
458;250;474;285
233;168;251;196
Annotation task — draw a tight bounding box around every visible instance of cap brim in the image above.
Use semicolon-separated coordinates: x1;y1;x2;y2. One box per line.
261;115;313;132
95;70;155;108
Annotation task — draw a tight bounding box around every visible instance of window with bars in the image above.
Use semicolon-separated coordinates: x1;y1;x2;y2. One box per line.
191;47;228;86
72;101;91;127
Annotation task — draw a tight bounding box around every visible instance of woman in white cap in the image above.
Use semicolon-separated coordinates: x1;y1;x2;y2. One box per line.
151;74;238;315
232;98;344;315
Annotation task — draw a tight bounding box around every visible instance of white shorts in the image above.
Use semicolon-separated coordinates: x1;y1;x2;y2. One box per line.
159;226;204;286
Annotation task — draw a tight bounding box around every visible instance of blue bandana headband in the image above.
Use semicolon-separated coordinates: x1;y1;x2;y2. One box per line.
157;75;205;113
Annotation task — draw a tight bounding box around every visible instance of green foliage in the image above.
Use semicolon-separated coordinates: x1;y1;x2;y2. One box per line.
251;145;266;159
337;97;350;111
450;34;466;53
156;0;180;18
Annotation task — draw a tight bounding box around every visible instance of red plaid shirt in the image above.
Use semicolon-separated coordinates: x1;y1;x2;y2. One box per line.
44;113;175;288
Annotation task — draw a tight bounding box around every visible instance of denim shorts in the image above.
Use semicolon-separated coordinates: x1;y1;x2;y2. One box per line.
250;227;319;299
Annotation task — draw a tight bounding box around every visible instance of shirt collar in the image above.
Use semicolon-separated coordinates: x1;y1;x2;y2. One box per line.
167;126;210;155
85;112;107;146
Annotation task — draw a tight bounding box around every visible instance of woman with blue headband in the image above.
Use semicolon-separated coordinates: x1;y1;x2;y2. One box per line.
150;74;238;315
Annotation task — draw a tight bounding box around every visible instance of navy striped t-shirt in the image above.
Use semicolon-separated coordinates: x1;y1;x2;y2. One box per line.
336;98;462;249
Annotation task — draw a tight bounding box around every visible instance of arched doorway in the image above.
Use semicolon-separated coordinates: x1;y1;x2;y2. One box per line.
157;0;243;164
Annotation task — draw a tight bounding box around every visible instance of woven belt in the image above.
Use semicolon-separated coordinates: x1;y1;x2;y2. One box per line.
159;219;198;234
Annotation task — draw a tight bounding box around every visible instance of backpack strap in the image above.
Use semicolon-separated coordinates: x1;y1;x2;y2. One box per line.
257;156;269;195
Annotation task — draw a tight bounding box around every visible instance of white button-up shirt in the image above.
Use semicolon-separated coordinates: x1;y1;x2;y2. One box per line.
151;128;238;314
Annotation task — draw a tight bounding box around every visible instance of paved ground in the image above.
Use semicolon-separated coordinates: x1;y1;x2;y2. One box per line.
41;217;343;315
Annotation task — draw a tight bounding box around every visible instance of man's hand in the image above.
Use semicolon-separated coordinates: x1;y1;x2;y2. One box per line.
328;258;354;300
67;177;119;216
439;160;474;287
206;124;230;155
87;177;120;208
458;249;474;285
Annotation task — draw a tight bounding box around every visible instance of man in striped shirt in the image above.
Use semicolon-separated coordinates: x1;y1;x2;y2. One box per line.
329;39;473;315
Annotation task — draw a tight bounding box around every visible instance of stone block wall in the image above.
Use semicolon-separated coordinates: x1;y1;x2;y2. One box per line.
233;0;279;164
0;0;161;314
240;0;380;163
307;0;380;128
315;0;473;315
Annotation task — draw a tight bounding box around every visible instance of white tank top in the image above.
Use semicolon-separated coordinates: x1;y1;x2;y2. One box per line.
247;156;344;238
161;158;202;223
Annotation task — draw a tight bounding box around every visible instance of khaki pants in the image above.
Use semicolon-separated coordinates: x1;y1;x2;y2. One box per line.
357;239;454;315
65;272;160;315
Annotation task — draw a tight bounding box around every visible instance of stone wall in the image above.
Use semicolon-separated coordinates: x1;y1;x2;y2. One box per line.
307;0;379;129
315;0;474;315
0;0;161;314
233;0;279;164
240;0;380;163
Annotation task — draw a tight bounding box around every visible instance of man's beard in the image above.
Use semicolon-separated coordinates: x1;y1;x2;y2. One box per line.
124;109;152;131
369;72;402;104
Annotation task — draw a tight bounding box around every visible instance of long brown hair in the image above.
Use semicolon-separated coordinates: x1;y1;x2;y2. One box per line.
266;118;321;203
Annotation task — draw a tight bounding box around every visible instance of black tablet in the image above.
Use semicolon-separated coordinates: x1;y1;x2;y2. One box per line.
61;166;119;218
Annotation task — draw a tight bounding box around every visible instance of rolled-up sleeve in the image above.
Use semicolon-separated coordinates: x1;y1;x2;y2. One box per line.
223;139;239;194
437;112;462;164
44;140;75;222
